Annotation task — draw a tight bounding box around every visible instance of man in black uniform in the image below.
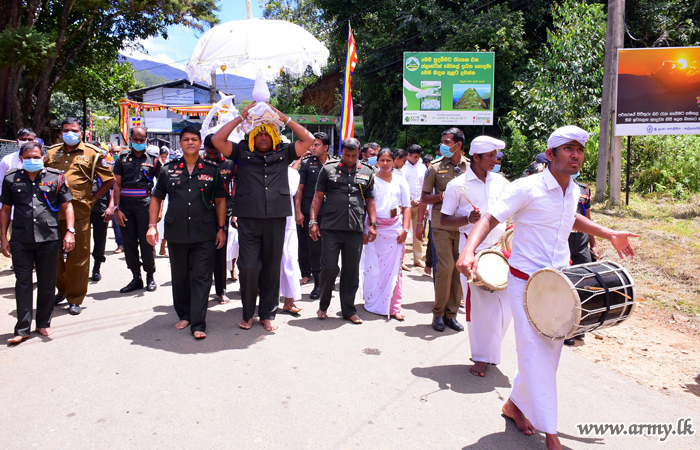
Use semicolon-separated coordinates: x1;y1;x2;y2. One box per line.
113;126;161;293
89;142;115;281
212;101;315;331
147;127;226;339
309;138;377;324
294;131;333;299
203;134;236;304
0;142;75;344
565;176;598;346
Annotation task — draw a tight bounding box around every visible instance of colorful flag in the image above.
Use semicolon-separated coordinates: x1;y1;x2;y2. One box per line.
86;109;93;141
339;23;357;141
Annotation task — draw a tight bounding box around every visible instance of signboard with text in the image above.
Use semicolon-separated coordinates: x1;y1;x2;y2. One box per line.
615;47;700;136
402;52;495;126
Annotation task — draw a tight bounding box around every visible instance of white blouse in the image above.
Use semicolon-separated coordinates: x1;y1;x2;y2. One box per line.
373;175;411;219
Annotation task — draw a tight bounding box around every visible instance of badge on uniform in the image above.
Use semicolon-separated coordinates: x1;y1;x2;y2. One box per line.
220;169;231;175
356;174;370;181
101;159;108;167
198;174;213;182
74;155;89;164
39;181;57;187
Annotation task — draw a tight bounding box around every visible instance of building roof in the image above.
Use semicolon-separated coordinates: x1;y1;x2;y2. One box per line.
127;78;232;102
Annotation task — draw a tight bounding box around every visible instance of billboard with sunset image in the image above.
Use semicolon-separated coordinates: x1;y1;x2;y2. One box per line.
615;47;700;136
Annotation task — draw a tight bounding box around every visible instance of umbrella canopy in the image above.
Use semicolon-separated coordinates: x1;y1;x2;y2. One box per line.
186;18;330;83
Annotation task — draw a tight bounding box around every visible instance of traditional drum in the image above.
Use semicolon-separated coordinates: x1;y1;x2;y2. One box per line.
500;228;514;255
473;249;509;292
523;260;636;340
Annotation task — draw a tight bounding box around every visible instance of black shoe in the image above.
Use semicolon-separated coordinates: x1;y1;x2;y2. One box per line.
432;316;445;332
54;294;66;305
146;278;157;292
310;285;320;300
68;303;81;315
445;318;464;332
564;338;576;346
92;271;102;282
120;278;144;293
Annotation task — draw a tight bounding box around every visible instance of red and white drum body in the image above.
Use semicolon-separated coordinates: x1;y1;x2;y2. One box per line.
523;261;636;340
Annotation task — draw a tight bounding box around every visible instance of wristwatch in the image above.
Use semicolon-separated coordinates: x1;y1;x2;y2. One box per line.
66;227;76;234
403;228;410;233
370;221;378;228
218;225;225;230
113;205;120;211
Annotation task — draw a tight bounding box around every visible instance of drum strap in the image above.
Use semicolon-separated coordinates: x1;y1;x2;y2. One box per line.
509;267;530;281
582;266;611;327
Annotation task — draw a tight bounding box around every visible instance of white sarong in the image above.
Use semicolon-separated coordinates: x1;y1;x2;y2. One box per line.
458;234;512;365
360;216;404;316
279;168;301;300
156;196;169;244
508;274;563;434
225;226;239;271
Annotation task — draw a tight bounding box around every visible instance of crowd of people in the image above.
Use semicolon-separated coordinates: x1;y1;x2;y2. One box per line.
0;102;640;450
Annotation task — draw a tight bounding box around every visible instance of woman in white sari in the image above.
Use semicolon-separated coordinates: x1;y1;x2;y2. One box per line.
360;148;411;320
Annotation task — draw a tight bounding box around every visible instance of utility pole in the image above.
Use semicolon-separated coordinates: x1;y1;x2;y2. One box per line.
209;72;217;104
595;0;625;204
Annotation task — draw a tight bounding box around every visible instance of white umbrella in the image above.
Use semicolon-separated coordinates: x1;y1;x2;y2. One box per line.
185;18;330;84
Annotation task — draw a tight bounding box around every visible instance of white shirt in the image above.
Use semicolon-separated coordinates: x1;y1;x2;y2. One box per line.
374;175;411;219
489;168;580;275
0;150;23;217
401;160;426;202
286;168;300;232
441;166;510;251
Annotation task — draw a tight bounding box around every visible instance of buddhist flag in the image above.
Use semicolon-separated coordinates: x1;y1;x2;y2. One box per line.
119;99;131;142
339;23;357;141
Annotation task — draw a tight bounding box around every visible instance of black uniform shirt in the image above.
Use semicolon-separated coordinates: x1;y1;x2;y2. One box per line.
0;167;73;243
299;154;335;215
152;157;225;244
113;150;161;212
575;180;591;216
227;140;298;218
208;155;236;212
315;160;375;232
91;178;111;213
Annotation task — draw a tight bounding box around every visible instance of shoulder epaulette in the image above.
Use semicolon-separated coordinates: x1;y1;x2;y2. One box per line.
324;159;339;166
5;168;19;176
45;167;62;174
84;143;102;154
202;159;217;167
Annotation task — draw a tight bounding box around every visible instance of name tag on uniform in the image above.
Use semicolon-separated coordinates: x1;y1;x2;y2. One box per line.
198;174;213;182
12;182;26;186
438;169;449;174
356;174;370;181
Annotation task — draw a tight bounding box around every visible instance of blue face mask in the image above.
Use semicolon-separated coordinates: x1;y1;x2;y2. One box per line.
572;171;580;180
367;156;377;166
62;131;80;146
492;164;501;173
132;142;147;152
22;158;44;173
439;143;454;158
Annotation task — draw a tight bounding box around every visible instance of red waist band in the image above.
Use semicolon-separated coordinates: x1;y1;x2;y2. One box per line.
509;266;530;281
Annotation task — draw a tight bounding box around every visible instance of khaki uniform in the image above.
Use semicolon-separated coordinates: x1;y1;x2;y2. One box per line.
422;155;468;319
45;141;114;305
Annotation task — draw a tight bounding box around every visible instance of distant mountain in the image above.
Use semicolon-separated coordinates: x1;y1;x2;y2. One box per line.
454;88;488;110
122;56;256;102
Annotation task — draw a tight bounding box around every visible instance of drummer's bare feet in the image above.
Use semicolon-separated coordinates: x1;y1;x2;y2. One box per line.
469;361;487;377
259;319;278;331
502;398;536;435
545;434;562;450
238;318;253;329
401;263;411;271
283;298;301;314
175;320;189;330
7;335;28;344
347;315;363;324
193;331;206;339
218;294;230;304
37;327;52;337
392;312;405;321
317;309;327;319
300;276;310;285
414;260;426;268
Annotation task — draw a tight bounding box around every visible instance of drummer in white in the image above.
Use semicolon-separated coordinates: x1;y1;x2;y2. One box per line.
456;126;638;450
441;136;511;378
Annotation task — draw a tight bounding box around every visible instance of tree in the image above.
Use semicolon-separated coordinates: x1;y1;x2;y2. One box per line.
0;0;219;139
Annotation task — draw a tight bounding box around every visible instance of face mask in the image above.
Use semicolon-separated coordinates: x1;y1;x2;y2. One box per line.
572;171;580;180
439;143;455;158
22;158;44;173
62;131;80;146
132;142;147;152
367;156;377;166
492;164;501;173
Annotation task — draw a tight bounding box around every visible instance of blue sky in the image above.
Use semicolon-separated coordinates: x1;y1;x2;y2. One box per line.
123;1;263;74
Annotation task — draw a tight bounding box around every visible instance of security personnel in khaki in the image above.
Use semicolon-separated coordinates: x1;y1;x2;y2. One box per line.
202;134;236;304
309;137;377;324
46;117;114;315
0;142;75;344
113;126;162;293
294;131;335;299
421;127;468;333
147;126;227;339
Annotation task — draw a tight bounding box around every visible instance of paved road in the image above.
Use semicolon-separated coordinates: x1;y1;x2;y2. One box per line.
0;234;698;449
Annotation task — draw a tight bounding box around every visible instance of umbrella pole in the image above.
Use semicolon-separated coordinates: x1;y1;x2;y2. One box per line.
245;0;253;19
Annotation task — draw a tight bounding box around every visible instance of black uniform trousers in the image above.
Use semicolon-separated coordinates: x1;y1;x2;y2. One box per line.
11;240;60;336
213;211;233;295
90;211;109;264
318;229;364;319
297;215;323;278
237;216;286;322
569;232;593;266
296;223;311;278
168;240;216;334
120;207;156;278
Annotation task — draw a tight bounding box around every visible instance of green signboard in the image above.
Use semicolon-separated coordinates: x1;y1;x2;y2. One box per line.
288;114;340;125
402;52;495;126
